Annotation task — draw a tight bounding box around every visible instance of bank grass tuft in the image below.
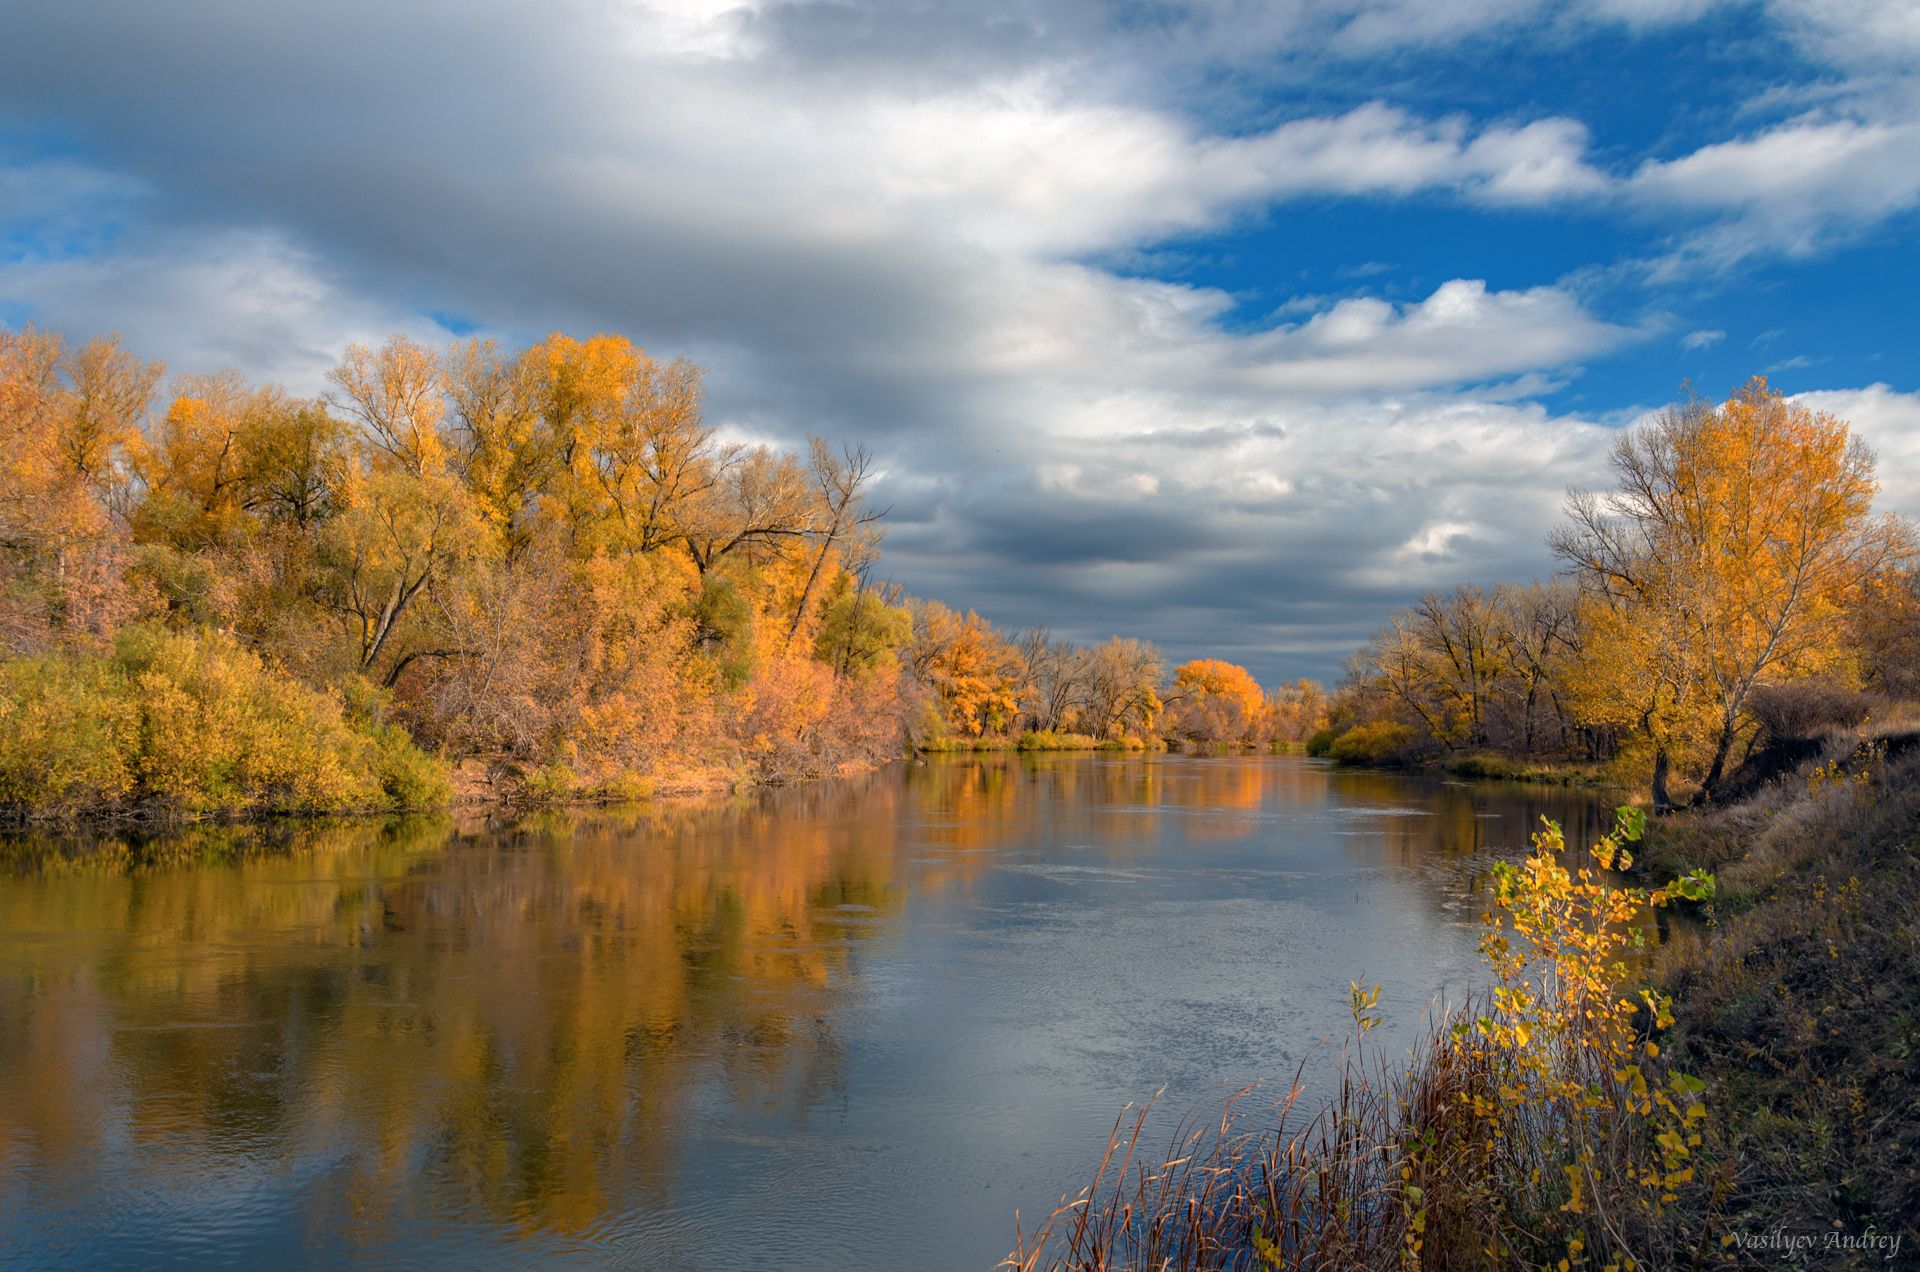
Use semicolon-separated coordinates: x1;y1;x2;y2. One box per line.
1326;720;1421;766
1441;752;1613;787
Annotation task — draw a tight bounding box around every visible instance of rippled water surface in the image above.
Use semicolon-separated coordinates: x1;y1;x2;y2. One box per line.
0;754;1613;1271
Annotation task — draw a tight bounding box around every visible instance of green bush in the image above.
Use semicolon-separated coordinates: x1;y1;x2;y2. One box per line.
1327;720;1420;765
518;760;579;804
366;721;455;808
1304;727;1339;757
0;625;449;820
594;770;657;803
0;655;140;813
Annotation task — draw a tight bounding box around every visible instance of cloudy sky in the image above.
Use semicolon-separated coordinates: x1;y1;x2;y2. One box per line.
4;0;1918;682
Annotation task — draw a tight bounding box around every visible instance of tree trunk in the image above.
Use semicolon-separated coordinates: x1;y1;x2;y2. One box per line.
785;528;837;647
1651;747;1675;815
1699;720;1737;803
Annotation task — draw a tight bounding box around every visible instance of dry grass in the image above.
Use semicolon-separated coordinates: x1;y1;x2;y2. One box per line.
1007;1014;1701;1271
1005;1056;1411;1272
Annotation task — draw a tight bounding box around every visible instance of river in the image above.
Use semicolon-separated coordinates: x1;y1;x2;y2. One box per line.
0;753;1613;1271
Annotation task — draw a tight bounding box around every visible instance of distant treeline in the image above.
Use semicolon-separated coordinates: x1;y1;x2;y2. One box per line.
1319;378;1919;806
0;326;1324;821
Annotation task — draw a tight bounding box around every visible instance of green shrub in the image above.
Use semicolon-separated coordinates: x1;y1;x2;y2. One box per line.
1327;720;1419;764
594;770;657;803
519;760;579;804
1304;726;1339;757
366;722;454;808
0;625;448;820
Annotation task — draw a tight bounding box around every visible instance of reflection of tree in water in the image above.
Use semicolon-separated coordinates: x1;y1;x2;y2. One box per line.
1329;770;1616;865
0;795;912;1245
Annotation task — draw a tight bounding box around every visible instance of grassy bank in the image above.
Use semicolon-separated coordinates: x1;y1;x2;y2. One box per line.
1650;742;1920;1255
1438;752;1618;788
1010;740;1918;1270
1303;722;1624;789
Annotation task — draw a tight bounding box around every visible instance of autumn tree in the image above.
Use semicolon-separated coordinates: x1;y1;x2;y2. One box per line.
320;465;483;678
442;337;551;555
315;338;486;681
1263;678;1329;744
1015;629;1086;733
0;322;948;809
0;327;159;648
678;446;815;577
1338;580;1588;759
1498;580;1582;753
328;335;448;478
1168;658;1264;743
1553;378;1910;805
1081;636;1163;739
1350;615;1451;743
1409;585;1510;748
1849;562;1920;699
785;440;883;647
814;577;911;676
908;601;1024;737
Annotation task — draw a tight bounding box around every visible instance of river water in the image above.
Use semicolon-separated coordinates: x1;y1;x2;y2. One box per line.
0;754;1612;1271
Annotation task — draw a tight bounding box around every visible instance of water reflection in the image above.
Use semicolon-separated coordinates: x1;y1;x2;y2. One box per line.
0;756;1611;1271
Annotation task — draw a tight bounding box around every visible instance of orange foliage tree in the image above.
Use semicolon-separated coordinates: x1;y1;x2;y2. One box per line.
1169;658;1265;743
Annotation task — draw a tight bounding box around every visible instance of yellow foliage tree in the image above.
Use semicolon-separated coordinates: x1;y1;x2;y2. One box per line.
0;328;160;647
1553;377;1911;805
909;601;1024;737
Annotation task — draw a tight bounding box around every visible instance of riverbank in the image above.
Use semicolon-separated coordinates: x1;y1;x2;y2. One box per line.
1649;743;1920;1255
1304;724;1621;790
1011;737;1919;1269
0;748;894;833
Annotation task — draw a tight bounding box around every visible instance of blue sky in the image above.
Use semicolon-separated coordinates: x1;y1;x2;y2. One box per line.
3;0;1918;683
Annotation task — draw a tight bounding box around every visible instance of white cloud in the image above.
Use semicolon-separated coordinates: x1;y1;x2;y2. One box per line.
547;91;1604;262
1681;328;1725;350
1579;0;1725;26
1631;116;1920;263
1237;280;1627;393
1767;0;1920;80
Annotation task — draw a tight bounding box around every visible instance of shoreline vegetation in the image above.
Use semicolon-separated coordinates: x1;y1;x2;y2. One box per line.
1;326;1328;829
13;329;1911;834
